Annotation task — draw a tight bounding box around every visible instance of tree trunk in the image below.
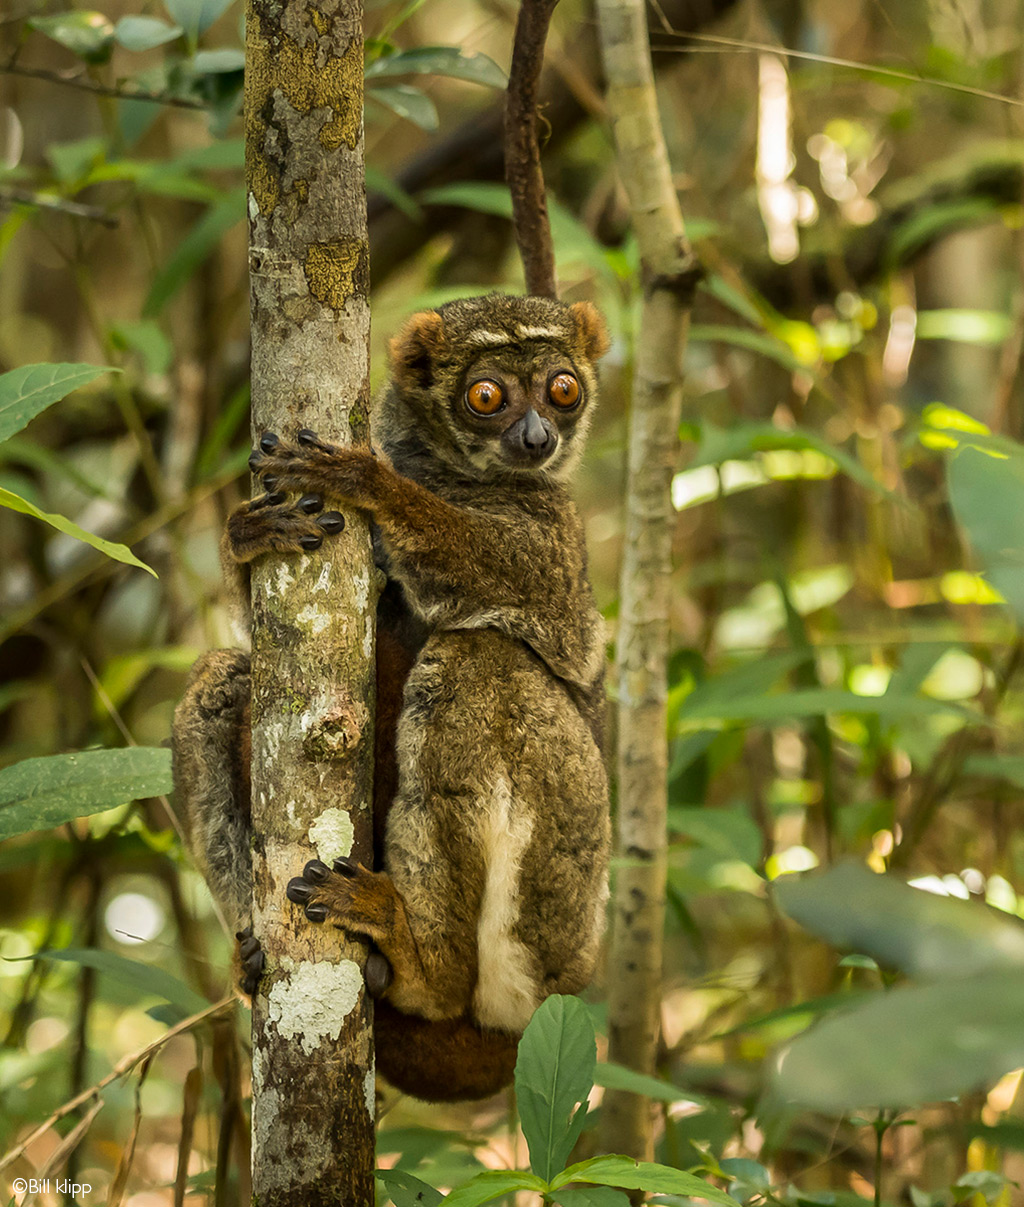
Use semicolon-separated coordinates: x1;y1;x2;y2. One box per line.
245;1;376;1203
596;0;698;1164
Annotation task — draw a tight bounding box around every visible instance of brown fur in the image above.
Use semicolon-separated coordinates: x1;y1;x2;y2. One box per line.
172;294;611;1100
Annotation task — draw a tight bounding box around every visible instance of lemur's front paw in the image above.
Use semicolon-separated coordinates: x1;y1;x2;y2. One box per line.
236;926;265;997
247;430;378;503
226;493;345;563
286;858;391;941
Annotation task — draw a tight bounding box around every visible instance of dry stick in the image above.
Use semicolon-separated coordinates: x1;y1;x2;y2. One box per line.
505;0;560;298
245;0;376;1202
596;0;699;1165
0;997;234;1176
1;61;207;109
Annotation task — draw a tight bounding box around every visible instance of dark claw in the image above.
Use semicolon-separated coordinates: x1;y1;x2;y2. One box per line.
305;904;328;923
248;450;263;472
239;934;260;960
297;428;319;447
365;951;393;997
298;494;323;514
303;859;331;884
317;511;345;535
299;533;323;551
249;491;280;510
332;857;358;877
260;432;279;453
261;475;278;492
286;877;313;904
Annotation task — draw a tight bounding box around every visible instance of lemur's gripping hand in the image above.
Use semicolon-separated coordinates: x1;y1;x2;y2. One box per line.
287;858;395;997
226;488;345;563
247;430;384;508
236;925;264;997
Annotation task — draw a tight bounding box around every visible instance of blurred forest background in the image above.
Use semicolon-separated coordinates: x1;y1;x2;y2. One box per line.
6;0;1024;1203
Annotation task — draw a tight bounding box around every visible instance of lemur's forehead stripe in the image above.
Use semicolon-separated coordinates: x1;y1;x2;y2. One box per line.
459;324;567;351
514;324;564;341
462;330;511;348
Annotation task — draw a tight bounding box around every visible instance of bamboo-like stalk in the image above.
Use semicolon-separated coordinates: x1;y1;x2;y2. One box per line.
245;0;376;1201
596;0;699;1163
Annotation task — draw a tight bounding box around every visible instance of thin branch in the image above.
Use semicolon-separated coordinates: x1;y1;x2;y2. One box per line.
0;997;235;1176
505;0;560;297
0;188;119;227
1;62;207;110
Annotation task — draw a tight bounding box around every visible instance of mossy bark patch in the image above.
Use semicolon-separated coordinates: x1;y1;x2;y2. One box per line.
305;238;369;310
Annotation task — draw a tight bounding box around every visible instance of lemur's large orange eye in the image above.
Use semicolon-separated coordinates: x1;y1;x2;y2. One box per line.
548;372;581;409
466;379;505;416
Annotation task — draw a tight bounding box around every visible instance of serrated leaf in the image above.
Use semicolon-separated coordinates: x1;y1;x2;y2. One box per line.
375;1169;444;1207
772;969;1024;1110
550;1156;734;1205
365;46;506;88
776;861;1024;978
23;948;208;1016
163;0;234;38
440;1170;547;1207
515;995;596;1181
143;188;245;316
29;11;115;62
0;747;173;841
0;363;114;444
367;84;439;131
114;15;182;50
0;486;155;576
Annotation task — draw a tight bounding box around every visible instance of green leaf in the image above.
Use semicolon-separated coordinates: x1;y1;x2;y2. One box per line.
667;807;763;867
27;948;207;1016
440;1170;548;1207
109;321;172;375
0;486;156;576
114;15;182;50
964;753;1024;788
551;1156;734;1205
191;48;245;73
376;1169;444;1207
29;11;115;62
143;187;245;317
515;995;596;1181
419;182;512;219
365;46;506;89
690;324;806;374
775;861;1024;977
0;362;114;444
0;747;173;841
593;1061;706;1104
679;687;968;726
552;1188;630;1207
367;84;439;131
772;969;1024;1110
163;0;234;38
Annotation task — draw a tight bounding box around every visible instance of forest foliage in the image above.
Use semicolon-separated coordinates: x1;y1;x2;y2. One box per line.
5;0;1024;1203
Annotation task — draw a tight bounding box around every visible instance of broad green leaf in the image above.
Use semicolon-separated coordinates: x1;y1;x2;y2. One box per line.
420;182;511;219
964;753;1024;788
0;363;113;444
440;1170;547;1207
667;807;763;867
552;1188;630;1207
551;1156;734;1204
191;48;245;73
27;948;207;1016
114;15;182;49
690;324;805;374
593;1061;706;1104
109;321;172;375
775;861;1024;977
0;747;172;841
948;444;1024;621
772;969;1024;1110
376;1169;444;1207
163;0;235;38
29;11;114;62
679;687;968;726
717;990;873;1036
0;486;155;576
515;995;596;1181
365;166;423;222
365;46;506;89
367;84;439;131
143;187;245;316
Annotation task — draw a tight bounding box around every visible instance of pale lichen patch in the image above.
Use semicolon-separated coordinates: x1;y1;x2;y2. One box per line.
296;602;330;635
363;1063;375;1119
267;959;361;1056
308;807;354;864
313;563;333;593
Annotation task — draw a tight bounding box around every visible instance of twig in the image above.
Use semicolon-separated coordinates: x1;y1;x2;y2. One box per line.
0;996;234;1175
0;188;119;227
504;0;559;298
1;61;207;109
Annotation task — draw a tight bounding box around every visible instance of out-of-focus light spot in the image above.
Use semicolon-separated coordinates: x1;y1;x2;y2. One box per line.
757;54;800;263
961;867;986;895
882;304;917;387
26;1016;70;1055
986;875;1017;914
940;571;1005;606
849;665;891;697
921;649;985;701
104;892;165;945
766;845;818;879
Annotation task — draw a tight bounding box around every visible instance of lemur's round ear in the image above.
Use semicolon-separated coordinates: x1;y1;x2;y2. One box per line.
389;310;446;391
569;301;610;362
